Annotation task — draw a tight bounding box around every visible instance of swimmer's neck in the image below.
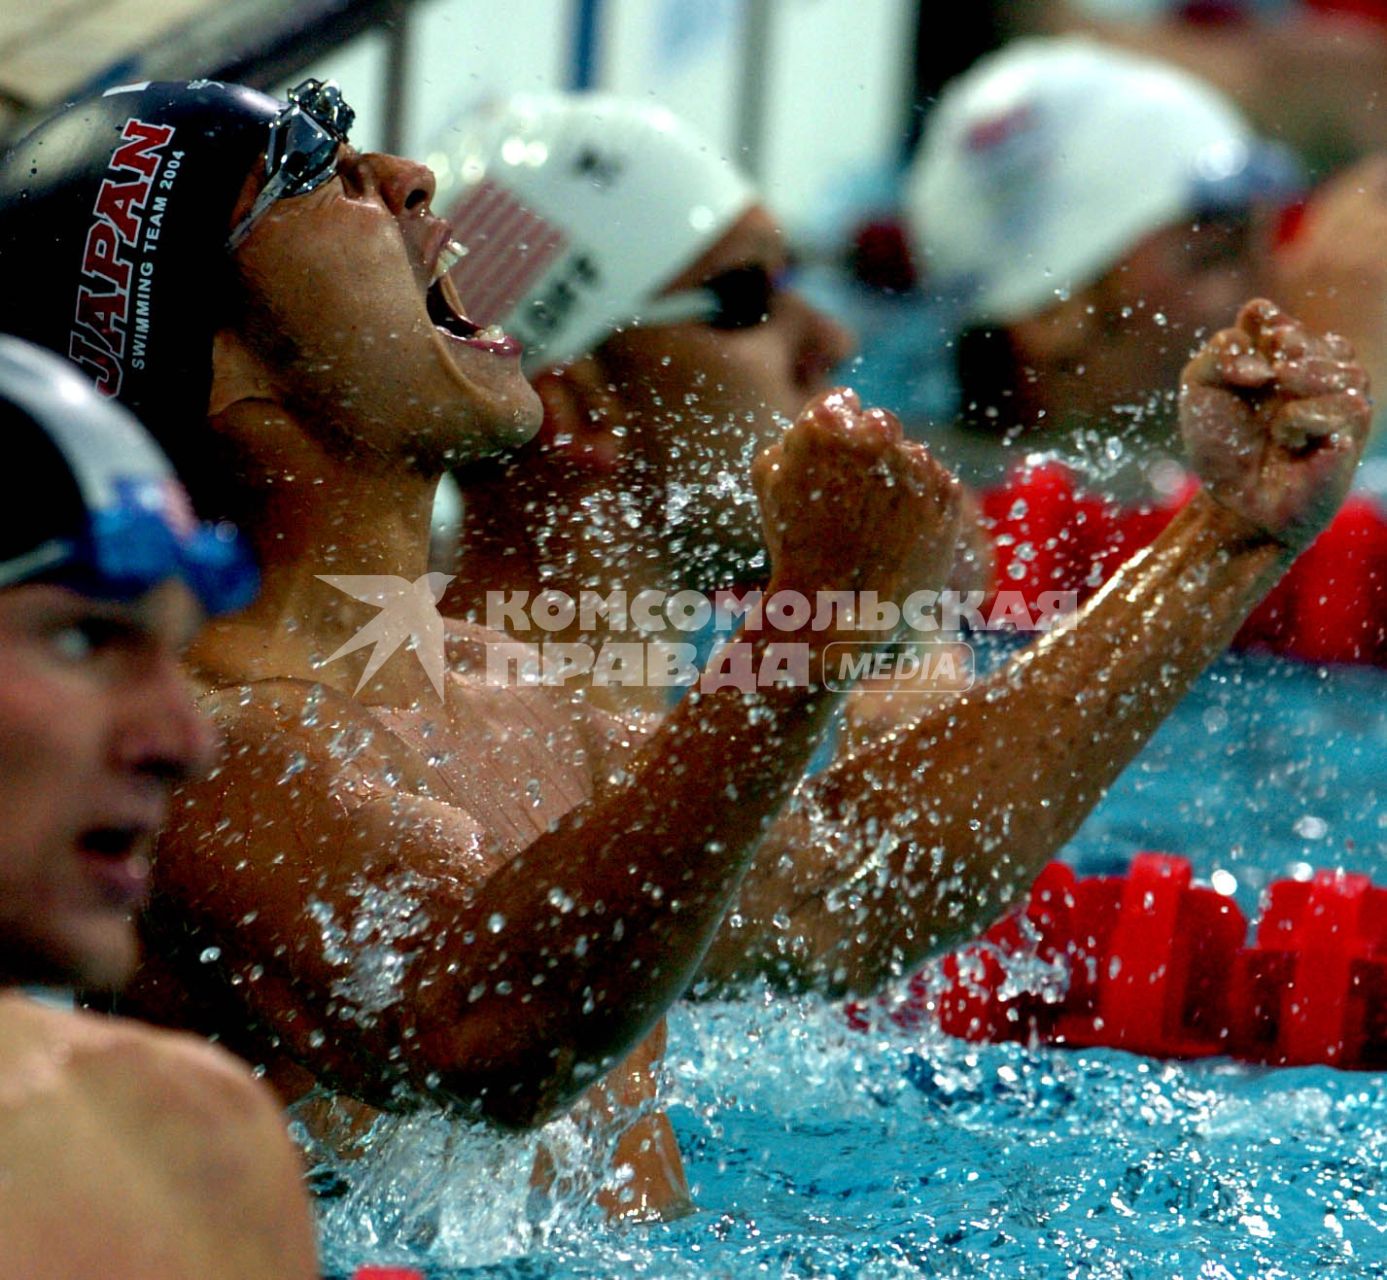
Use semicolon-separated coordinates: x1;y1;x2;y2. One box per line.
191;454;442;703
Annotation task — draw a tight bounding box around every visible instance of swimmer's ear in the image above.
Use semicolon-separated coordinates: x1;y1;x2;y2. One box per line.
531;356;627;473
206;330;309;487
208;328;279;419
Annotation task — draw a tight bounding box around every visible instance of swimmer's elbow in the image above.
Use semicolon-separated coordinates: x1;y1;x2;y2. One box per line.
407;1017;596;1131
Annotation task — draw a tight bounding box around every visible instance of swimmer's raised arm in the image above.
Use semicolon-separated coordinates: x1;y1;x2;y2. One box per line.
701;300;1371;997
136;390;960;1129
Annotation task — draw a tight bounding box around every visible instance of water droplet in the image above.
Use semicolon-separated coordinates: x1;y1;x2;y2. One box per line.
1294;815;1328;840
1203;706;1229;734
278;752;308;783
1210;869;1237;896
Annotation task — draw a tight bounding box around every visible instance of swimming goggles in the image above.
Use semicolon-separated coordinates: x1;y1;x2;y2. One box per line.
632;264;794;331
0;478;259;616
226;78;356;250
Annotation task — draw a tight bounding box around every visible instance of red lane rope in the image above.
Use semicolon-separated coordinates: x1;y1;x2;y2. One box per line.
849;852;1387;1071
979;460;1387;667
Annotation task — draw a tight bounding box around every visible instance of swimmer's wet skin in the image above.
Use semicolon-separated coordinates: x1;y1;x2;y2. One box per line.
0;77;1371;1236
0;336;319;1279
436;94;1373;998
0;78;959;1224
309;653;1387;1273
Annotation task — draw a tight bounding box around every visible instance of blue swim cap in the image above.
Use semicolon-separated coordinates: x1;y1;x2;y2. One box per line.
0;334;258;614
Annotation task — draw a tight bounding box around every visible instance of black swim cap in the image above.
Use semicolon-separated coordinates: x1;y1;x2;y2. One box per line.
0;334;258;614
0;81;279;443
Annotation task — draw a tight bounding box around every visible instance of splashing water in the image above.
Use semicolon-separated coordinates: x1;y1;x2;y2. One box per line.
302;1105;540;1272
318;993;1387;1278
663;416;781;582
307;872;433;1025
314;654;1385;1278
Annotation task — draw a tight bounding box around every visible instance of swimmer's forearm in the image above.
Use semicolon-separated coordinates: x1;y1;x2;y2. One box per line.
780;492;1288;993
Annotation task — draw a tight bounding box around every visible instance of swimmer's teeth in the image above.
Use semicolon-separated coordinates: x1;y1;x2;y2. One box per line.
431;239;467;284
478;324;506;343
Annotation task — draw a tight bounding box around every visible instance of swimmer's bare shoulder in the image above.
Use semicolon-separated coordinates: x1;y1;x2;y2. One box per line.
134;675;503;1093
0;992;317;1280
137;655;646;1110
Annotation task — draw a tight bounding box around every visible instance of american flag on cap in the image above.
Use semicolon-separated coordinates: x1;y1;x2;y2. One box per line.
442;179;569;327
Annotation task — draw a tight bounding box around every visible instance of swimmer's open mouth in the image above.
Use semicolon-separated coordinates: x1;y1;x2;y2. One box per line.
426;268;482;340
79;825;152;905
426;239;518;353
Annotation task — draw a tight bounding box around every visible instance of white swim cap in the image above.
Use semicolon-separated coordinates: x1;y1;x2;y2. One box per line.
426;92;756;372
905;37;1304;327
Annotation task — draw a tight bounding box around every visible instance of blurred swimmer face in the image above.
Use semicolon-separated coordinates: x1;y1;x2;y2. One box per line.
597;206;855;577
228;145;543;467
1041;211;1264;429
0;581;214;990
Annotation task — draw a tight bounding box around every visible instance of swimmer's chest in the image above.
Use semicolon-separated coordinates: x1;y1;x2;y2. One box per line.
372;674;598;851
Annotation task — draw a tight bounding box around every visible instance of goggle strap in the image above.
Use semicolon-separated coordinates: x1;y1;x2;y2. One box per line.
0;539;72;590
626;290;721;329
226;165;296;250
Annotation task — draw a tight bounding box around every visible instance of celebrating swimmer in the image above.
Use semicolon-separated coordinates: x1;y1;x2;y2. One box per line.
0;79;961;1219
0;77;1370;1225
431;93;1373;997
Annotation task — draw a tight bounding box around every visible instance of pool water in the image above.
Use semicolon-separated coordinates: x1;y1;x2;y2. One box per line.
320;653;1386;1279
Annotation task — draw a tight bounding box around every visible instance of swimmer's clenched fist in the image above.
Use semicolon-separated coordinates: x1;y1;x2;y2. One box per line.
751;389;963;637
1180;299;1372;554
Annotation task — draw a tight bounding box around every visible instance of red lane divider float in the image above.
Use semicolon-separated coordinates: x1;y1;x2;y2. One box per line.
353;1268;425;1279
980;461;1387;667
849;853;1387;1070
